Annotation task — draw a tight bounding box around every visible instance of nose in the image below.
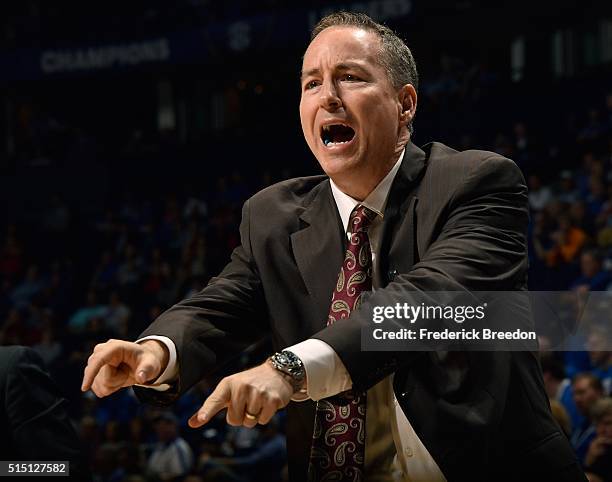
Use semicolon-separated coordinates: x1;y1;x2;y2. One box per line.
319;80;342;111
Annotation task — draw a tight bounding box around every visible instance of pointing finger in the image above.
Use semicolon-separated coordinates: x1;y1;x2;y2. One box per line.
188;378;231;428
82;345;117;391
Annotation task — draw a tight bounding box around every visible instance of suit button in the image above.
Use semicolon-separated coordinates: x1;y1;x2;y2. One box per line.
401;392;407;398
388;269;398;281
404;446;414;457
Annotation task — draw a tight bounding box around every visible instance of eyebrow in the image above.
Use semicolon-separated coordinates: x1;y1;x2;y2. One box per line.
300;62;369;81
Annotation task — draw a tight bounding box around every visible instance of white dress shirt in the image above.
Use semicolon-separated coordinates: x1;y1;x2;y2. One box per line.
137;149;446;481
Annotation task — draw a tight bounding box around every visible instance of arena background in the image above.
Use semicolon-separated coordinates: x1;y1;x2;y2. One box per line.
0;1;611;481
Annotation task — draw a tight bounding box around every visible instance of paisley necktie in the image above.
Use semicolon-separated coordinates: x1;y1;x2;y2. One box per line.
308;204;377;482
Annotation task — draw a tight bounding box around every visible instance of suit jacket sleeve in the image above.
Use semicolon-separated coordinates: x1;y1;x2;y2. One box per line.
133;199;268;405
312;154;529;391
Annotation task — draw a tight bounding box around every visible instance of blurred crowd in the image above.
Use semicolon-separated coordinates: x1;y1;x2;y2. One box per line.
1;0;336;50
1;54;612;481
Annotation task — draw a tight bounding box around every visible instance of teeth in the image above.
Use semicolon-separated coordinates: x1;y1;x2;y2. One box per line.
324;139;350;146
322;123;347;130
321;123;352;146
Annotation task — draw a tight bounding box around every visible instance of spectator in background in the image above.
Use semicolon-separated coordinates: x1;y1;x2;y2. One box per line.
32;325;62;367
586;178;607;219
558;170;581;204
587;328;612;395
183;188;209;222
532;214;586;288
147;411;193;481
572;249;610;292
68;290;106;332
584;398;612;482
103;291;131;336
116;244;143;299
201;416;287;482
528;174;553;211
572;373;605;465
10;264;43;309
595;184;612;247
541;354;581;432
547;216;588;268
512;122;538;171
91;251;119;291
570;200;596;237
529;210;556;288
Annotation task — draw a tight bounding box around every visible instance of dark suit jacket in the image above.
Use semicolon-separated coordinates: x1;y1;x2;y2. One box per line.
0;346;90;481
135;141;585;481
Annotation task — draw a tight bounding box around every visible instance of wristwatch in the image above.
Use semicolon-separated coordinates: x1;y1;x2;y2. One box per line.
268;351;306;394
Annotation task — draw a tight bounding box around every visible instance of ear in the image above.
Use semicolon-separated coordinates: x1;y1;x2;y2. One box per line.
397;84;417;127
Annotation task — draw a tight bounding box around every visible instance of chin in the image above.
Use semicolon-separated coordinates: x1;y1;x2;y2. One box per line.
317;155;359;178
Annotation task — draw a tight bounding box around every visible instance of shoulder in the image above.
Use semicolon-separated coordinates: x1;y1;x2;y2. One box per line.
0;346;42;381
419;141;526;200
423;141;523;180
249;175;328;206
245;175;329;220
0;346;59;413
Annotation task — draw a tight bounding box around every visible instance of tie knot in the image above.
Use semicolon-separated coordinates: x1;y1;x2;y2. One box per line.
349;205;377;233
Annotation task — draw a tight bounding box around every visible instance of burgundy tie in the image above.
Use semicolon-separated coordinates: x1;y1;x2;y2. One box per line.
308;204;377;482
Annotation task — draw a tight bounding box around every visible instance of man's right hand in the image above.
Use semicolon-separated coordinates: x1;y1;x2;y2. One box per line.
81;339;169;397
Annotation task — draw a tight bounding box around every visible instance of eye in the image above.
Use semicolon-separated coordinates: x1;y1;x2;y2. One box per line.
341;74;360;82
304;80;320;90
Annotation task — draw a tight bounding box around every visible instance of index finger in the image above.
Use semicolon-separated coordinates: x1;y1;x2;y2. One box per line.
81;342;121;391
188;379;231;428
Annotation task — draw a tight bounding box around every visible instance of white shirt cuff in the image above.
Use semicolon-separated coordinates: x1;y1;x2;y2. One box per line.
285;339;352;401
134;335;178;391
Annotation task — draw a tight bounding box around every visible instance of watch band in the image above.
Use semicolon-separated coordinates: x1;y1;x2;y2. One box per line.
268;350;306;394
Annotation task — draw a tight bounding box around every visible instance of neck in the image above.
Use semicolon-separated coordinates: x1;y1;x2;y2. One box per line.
332;137;409;201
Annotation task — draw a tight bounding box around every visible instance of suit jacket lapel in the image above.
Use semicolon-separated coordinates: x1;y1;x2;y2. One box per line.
291;181;345;333
377;141;428;286
290;142;427;331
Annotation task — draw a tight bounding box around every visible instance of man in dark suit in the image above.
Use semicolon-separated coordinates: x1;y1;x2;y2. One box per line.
82;12;586;482
0;346;90;480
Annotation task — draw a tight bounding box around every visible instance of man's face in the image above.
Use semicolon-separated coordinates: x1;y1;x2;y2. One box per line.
581;253;600;278
299;26;412;198
573;378;602;416
597;414;612;439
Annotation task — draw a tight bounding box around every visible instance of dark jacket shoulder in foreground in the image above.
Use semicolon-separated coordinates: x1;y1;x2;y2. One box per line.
0;346;90;480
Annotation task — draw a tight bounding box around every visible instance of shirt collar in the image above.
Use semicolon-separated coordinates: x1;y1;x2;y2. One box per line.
330;148;405;232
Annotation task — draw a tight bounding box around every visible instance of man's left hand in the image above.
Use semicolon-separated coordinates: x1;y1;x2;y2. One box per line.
188;361;293;429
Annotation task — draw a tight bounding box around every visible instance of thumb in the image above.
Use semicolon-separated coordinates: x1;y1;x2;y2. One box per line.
135;353;159;384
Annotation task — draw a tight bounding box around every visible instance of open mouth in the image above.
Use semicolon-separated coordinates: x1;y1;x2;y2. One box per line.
320;123;355;147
